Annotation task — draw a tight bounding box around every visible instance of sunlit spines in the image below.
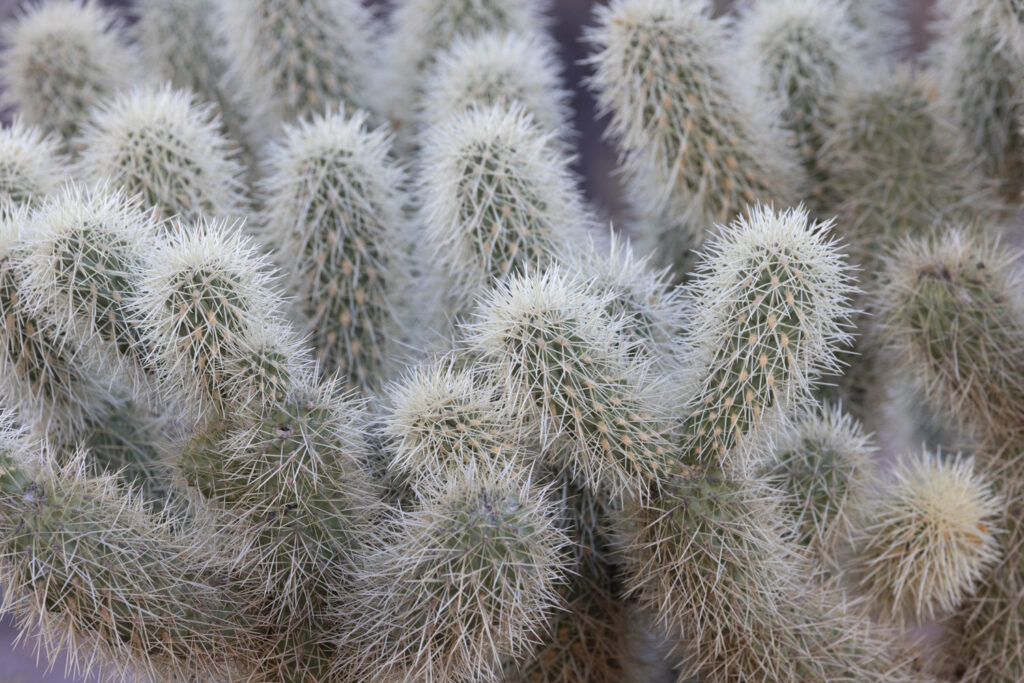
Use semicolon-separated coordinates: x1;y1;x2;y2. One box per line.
680;205;856;473
17;184;156;379
419;104;593;319
873;228;1024;441
419;31;573;139
586;0;800;276
0;442;258;680
135;218;292;420
215;0;378;130
0;0;142;149
0;206;110;443
469;267;675;500
258;107;406;392
342;463;570;682
0;119;68;212
384;356;521;498
854;451;1001;622
75;85;246;224
763;403;873;562
381;0;549;129
736;0;869;211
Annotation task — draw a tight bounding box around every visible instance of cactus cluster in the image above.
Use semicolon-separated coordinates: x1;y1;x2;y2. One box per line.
0;0;1022;681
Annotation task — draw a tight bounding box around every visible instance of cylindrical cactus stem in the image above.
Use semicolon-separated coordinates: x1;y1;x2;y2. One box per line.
761;404;874;565
214;0;379;131
0;431;259;680
873;228;1024;442
469;267;675;501
179;376;381;626
679;205;855;475
930;0;1024;204
0;206;111;443
257;108;407;392
823;68;1003;262
419;104;593;321
384;355;521;499
586;0;800;277
853;451;1001;623
75;85;247;225
17;184;157;380
135;218;298;422
0;119;68;211
340;463;570;682
736;0;869;213
419;31;573;140
381;0;549;129
0;0;144;150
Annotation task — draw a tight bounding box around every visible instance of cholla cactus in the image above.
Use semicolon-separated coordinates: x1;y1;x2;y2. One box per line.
258;108;406;392
419;105;593;318
930;0;1024;203
419;31;573;139
214;0;378;131
587;0;799;276
381;0;548;128
344;463;570;682
0;430;257;681
0;0;142;148
737;0;869;211
75;85;246;224
854;451;1001;622
0;120;68;211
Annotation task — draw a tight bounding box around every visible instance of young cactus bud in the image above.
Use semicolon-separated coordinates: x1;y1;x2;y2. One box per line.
0;434;258;680
0;206;110;442
736;0;869;211
419;31;573;139
257;108;407;392
680;205;855;474
180;377;381;623
763;404;873;563
343;463;570;682
0;119;68;212
135;218;296;420
587;0;800;276
930;0;1024;203
214;0;378;129
419;104;593;319
873;228;1024;442
854;451;1001;622
469;267;675;500
75;85;246;224
382;0;548;127
384;356;521;498
0;0;143;149
823;68;1002;260
17;184;156;378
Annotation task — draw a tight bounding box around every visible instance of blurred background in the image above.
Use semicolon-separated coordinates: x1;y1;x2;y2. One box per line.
0;0;942;680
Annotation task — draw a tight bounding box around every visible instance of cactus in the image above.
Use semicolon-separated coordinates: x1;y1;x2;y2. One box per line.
0;120;68;212
587;0;800;277
420;31;573;139
0;0;142;150
75;85;246;224
737;0;869;212
419;104;593;319
214;0;378;131
342;463;570;682
257;108;407;392
853;451;1001;622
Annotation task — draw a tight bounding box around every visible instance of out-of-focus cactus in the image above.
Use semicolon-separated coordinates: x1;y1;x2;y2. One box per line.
0;120;68;211
258;108;406;392
75;86;246;224
587;0;800;278
0;0;142;149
